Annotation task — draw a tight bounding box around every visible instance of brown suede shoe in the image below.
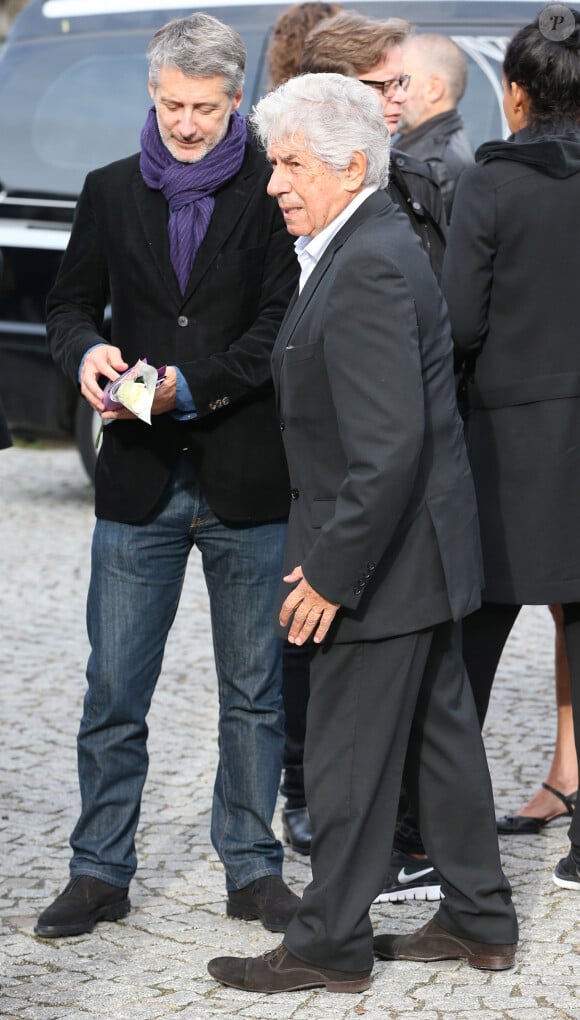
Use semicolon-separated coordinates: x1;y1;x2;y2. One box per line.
373;919;516;971
208;942;372;993
227;875;300;932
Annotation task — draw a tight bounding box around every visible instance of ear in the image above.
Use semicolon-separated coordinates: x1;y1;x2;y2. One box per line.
425;74;445;104
344;150;367;192
510;82;531;122
231;89;243;113
148;78;155;101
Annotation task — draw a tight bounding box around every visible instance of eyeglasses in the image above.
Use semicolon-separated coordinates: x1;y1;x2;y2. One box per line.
358;74;411;98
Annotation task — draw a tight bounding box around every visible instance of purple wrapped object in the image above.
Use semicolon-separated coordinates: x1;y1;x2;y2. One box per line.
102;358;166;422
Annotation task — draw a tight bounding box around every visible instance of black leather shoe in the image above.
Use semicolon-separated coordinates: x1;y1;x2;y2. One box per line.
373;919;516;971
227;876;300;932
282;805;312;856
208;942;371;993
34;876;130;938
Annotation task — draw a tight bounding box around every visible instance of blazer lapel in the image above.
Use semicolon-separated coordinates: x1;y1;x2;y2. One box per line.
181;147;260;302
131;168;183;307
130;144;262;308
277;190;389;352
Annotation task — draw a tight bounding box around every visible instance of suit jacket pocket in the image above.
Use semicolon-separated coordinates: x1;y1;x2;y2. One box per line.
311;497;336;528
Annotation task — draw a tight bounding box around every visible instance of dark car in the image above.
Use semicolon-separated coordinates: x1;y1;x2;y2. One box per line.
0;0;546;478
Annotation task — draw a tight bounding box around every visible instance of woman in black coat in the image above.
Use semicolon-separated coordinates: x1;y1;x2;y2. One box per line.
442;5;580;887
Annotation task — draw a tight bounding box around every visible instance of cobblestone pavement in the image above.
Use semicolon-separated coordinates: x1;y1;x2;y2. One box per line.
1;443;578;1020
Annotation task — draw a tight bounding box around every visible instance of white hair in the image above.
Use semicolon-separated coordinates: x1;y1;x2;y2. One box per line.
251;73;390;187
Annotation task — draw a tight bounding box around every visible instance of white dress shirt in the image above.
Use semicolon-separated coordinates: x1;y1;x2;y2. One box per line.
294;186;378;293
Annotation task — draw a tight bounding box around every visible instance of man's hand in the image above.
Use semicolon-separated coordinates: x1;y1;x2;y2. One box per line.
80;345;128;413
280;566;340;645
151;366;177;415
99;365;178;421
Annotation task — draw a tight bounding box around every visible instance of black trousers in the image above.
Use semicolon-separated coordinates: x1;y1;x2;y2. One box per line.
280;642;311;806
283;621;517;971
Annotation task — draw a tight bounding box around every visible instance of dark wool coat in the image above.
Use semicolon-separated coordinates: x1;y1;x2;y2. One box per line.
442;127;580;603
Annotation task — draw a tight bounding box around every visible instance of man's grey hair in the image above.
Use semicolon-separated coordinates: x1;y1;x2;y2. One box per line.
251;73;390;188
147;13;246;97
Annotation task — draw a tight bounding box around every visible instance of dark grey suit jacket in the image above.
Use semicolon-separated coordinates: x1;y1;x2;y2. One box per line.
272;189;482;643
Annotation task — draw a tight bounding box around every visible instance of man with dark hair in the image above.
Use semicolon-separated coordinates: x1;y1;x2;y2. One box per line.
396;33;474;217
35;12;299;940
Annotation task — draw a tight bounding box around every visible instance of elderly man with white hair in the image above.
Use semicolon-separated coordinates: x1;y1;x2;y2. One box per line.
208;72;518;995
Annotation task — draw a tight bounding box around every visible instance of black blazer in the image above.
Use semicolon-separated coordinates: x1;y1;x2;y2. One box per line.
47;139;298;524
272;190;482;643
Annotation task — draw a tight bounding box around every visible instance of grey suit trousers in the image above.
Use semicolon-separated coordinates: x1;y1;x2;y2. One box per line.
283;621;517;971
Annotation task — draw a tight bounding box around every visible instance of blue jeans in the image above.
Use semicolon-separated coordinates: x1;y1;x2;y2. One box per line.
70;452;286;891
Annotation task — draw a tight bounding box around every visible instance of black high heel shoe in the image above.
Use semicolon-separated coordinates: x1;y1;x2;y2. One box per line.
497;783;577;835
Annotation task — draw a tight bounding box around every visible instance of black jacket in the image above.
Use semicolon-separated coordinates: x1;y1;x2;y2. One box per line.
396;109;474;219
388;149;447;281
442;126;580;602
47;139;298;524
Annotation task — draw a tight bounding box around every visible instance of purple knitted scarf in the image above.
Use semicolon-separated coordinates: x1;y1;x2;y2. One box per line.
140;106;247;293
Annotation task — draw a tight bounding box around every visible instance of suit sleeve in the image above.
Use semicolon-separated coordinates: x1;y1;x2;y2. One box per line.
46;173;110;384
441;165;496;360
301;251;425;609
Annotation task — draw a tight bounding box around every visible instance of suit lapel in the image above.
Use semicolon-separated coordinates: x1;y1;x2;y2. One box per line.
182;145;260;302
131;144;261;308
131;167;183;307
276;190;389;356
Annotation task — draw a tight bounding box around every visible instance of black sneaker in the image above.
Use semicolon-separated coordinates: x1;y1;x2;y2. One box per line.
553;851;580;890
373;849;442;903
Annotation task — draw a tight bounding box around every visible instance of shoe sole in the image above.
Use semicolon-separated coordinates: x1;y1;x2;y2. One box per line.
553;873;580;890
208;963;371;993
373;885;442;904
34;898;131;938
375;949;515;971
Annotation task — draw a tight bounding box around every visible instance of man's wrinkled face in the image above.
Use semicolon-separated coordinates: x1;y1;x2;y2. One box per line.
266;138;353;238
149;65;242;162
357;45;408;136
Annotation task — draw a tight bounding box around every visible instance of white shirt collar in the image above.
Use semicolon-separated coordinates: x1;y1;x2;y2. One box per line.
294;186;377;293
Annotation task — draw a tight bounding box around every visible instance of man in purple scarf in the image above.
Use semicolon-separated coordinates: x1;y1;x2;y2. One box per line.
37;13;299;940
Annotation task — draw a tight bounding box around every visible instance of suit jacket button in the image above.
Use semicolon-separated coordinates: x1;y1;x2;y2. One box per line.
353;585;362;596
290;488;299;499
280;420;285;430
222;396;230;406
178;315;188;327
209;402;216;411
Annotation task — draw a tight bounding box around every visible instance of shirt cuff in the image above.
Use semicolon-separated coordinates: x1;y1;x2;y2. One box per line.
172;367;197;421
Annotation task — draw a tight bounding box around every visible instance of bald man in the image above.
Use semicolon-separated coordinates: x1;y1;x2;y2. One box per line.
397;33;474;217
